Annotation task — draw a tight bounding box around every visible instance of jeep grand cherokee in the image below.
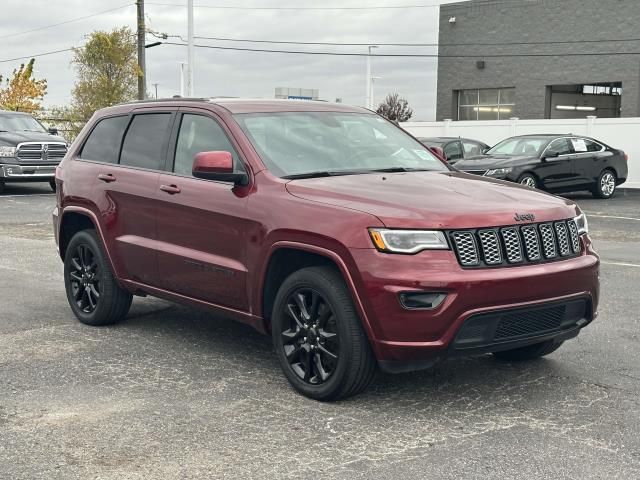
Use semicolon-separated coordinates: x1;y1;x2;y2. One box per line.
53;98;599;400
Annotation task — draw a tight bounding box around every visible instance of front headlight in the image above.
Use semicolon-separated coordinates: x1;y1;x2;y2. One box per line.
484;167;513;177
369;228;449;254
0;146;16;157
574;213;588;235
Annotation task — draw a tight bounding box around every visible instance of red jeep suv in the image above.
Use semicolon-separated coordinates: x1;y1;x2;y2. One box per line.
53;99;599;400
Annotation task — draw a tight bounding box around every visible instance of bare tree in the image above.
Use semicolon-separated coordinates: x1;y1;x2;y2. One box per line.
376;93;413;123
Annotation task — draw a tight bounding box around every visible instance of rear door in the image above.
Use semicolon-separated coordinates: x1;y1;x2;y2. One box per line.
536;137;576;190
155;108;251;311
569;137;610;188
79;110;174;285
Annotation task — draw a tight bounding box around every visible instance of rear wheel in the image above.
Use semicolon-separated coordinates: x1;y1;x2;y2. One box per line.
271;266;377;401
593;170;616;199
518;174;537;188
64;229;132;326
493;340;563;361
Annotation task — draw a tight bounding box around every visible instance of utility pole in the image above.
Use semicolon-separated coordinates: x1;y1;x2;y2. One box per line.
152;82;159;98
366;45;378;109
186;0;194;96
179;63;186;96
136;0;146;100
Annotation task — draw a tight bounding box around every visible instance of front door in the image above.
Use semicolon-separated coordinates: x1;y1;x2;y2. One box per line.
536;137;576;190
155;110;251;311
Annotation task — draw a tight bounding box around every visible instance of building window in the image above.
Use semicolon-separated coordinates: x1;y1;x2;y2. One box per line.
457;88;515;121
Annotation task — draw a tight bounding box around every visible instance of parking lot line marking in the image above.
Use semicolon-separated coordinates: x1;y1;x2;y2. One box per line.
583;213;640;222
601;261;640;268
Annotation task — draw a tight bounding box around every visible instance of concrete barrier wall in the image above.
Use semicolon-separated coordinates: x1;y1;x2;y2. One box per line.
402;117;639;188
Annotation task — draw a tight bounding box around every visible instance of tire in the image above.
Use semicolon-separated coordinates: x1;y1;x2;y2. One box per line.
518;174;538;189
271;266;377;401
593;169;617;199
64;229;132;326
492;340;563;362
49;179;57;192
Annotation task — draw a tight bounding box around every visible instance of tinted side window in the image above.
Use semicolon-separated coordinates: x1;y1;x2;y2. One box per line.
462;140;483;157
120;113;171;170
546;138;573;156
444;141;463;160
80;116;129;163
173;114;242;176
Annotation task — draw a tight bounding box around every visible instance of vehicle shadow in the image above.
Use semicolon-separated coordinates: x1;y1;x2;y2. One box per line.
119;300;576;407
0;183;53;195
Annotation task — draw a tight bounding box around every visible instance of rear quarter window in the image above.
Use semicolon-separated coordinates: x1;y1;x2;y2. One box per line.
79;116;129;163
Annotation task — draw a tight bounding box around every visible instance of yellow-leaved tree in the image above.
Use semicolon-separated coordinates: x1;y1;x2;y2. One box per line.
0;58;47;112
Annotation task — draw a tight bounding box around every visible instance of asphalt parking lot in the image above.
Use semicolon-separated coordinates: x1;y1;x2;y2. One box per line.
1;183;639;479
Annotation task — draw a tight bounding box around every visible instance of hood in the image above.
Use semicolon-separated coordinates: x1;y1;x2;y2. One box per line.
285;171;578;229
454;154;538;171
0;131;66;146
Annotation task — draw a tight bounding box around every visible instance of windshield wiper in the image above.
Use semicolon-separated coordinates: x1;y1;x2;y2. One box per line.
369;167;434;173
282;170;370;180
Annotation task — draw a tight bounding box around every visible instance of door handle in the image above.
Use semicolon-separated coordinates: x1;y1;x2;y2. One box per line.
97;173;116;183
160;184;181;194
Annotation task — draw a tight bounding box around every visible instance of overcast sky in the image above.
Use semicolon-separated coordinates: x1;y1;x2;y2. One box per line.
0;0;462;120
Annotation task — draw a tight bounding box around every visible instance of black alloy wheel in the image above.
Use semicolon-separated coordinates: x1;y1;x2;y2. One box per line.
64;229;132;326
272;266;377;401
281;288;340;385
68;244;101;314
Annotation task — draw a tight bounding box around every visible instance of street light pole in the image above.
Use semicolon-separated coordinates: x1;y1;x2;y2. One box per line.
136;0;146;100
186;0;194;96
152;82;159;99
366;45;378;109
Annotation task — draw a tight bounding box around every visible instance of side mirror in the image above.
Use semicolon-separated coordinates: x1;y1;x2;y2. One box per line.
482;147;490;154
48;127;58;135
542;151;560;161
192;151;248;186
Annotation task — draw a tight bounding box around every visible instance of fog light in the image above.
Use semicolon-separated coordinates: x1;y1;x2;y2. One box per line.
399;291;447;310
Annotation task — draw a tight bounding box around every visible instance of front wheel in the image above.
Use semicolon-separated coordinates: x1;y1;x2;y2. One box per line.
493;340;563;361
593;170;617;199
271;266;377;401
64;229;132;326
518;174;538;189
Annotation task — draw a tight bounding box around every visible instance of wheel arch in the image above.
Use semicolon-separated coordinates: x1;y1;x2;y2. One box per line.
259;242;376;345
58;207;118;278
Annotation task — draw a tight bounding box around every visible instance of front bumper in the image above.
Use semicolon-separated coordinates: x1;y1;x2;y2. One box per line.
349;235;599;371
0;163;57;179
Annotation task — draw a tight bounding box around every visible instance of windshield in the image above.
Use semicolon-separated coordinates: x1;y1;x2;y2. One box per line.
234;112;448;177
488;137;549;156
0;113;47;133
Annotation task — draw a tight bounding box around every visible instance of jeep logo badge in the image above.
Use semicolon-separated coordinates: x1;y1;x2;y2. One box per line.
514;212;535;222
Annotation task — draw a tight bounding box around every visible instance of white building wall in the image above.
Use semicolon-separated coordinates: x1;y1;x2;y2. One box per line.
402;118;639;188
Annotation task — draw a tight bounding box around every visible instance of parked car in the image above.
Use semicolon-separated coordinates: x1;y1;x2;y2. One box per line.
454;134;628;198
0;110;67;193
418;136;489;164
53;99;599;401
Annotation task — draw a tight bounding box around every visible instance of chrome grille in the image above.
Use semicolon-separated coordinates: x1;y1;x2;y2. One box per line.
567;220;580;253
451;231;479;266
478;230;502;265
501;227;523;263
16;142;67;163
450;219;581;268
521;225;541;261
539;223;557;259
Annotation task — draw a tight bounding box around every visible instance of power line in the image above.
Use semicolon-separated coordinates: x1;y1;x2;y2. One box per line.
194;35;640;48
164;42;640;58
0;3;134;41
0;48;75;64
146;1;441;10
